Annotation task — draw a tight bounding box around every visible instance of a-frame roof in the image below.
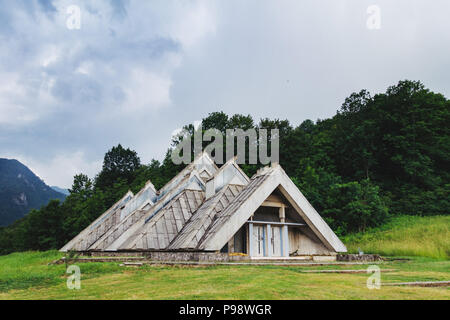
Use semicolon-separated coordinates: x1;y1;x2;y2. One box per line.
198;165;347;253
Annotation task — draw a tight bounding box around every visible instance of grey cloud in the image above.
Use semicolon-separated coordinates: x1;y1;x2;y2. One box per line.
1;0;450;187
37;0;57;13
109;0;129;19
51;75;103;105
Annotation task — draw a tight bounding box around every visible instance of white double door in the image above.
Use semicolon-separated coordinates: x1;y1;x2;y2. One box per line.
271;226;282;257
251;225;283;257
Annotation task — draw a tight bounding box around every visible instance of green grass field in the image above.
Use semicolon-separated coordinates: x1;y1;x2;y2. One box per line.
0;215;448;300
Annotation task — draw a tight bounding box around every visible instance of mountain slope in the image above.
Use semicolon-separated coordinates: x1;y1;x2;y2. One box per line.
51;186;70;196
0;159;66;226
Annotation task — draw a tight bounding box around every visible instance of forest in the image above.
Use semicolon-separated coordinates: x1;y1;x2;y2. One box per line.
0;80;448;255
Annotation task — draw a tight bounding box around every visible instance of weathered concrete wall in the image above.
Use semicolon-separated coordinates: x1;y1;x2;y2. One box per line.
233;226;247;253
288;227;334;256
254;207;281;222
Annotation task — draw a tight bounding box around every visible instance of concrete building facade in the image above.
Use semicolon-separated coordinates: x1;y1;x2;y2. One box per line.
61;153;347;261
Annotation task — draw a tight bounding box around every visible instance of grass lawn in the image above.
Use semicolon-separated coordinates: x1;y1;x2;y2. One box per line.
0;251;448;300
0;215;448;300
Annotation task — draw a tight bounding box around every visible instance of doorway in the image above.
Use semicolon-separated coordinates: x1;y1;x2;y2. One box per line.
251;225;266;257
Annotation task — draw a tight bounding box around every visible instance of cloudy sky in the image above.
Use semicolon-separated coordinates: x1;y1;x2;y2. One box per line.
1;0;449;188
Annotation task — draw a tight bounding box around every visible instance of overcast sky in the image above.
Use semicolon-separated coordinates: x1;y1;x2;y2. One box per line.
1;0;449;188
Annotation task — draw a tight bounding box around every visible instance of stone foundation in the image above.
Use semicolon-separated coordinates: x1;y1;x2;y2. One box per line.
80;251;249;262
82;251;144;257
143;252;249;262
312;255;337;262
76;251;373;263
337;254;383;262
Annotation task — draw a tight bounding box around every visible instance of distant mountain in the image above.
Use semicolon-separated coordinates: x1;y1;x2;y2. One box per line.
51;186;70;196
0;159;66;227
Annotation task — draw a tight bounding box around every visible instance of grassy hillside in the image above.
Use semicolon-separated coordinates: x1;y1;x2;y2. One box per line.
343;215;450;259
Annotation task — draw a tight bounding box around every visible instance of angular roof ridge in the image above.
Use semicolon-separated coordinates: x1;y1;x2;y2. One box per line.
168;183;232;249
88;171;201;251
158;152;218;195
197;172;272;249
206;157;250;183
102;169;206;251
168;183;244;250
60;190;134;252
120;188;205;250
146;169;206;221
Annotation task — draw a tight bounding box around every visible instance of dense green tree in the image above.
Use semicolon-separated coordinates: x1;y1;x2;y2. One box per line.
294;165;389;235
202;111;229;133
95;144;141;191
21;200;65;251
69;174;93;198
334;90;378;180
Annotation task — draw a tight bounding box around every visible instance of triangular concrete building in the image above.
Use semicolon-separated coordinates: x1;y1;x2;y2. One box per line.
61;153;347;261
